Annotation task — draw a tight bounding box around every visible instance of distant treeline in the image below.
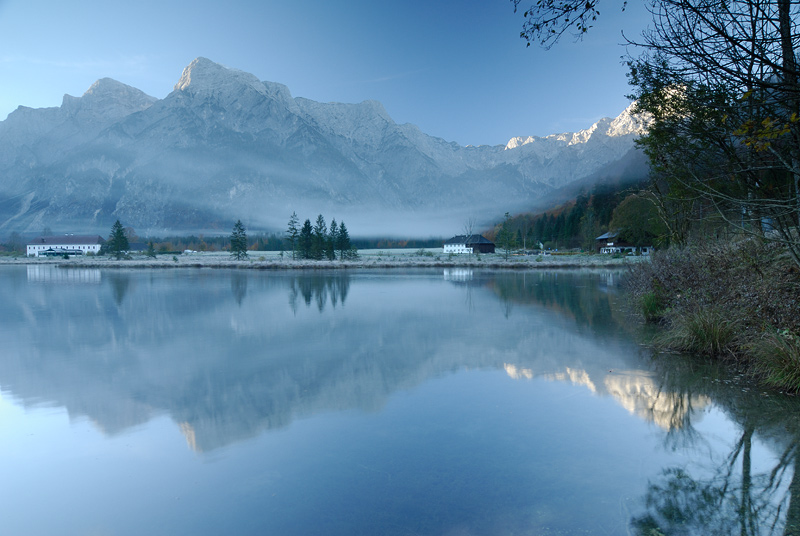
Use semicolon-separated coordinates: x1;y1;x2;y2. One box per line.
488;182;645;251
351;238;444;250
114;234;445;253
0;231;448;254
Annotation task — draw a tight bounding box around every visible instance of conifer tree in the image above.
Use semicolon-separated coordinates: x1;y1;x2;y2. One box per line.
229;220;248;260
337;221;356;260
312;214;327;260
328;219;338;260
107;220;129;260
298;219;313;259
286;211;299;260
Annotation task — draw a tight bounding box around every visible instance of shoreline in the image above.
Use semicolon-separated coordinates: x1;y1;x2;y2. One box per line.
0;251;647;270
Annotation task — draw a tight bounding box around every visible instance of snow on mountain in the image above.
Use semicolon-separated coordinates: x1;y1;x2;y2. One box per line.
505;101;645;150
0;58;648;236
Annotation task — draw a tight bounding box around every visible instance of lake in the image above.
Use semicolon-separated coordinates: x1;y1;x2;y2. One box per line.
1;265;798;535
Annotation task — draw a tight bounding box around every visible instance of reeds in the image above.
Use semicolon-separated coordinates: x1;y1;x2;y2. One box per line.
748;331;800;392
656;308;740;356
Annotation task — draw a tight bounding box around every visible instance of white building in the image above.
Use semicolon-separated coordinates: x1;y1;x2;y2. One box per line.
27;235;105;257
443;235;496;254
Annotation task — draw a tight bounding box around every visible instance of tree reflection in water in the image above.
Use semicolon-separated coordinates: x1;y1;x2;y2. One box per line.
630;352;800;536
231;272;247;305
107;271;131;306
287;273;350;313
484;270;800;535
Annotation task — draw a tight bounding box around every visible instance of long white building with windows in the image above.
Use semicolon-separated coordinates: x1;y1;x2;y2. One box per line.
27;235;105;257
443;235;496;254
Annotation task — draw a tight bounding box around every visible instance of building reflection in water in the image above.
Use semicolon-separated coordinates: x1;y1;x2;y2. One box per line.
443;268;473;282
27;265;101;284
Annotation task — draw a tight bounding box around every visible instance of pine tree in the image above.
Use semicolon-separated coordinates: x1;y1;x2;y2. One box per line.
337;221;356;260
286;211;299;260
146;241;157;259
230;220;248;260
107;220;129;260
312;214;327;260
298;219;313;259
328;219;338;260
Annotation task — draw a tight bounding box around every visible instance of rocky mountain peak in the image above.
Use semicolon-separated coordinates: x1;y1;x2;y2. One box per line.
60;78;156;120
606;101;649;137
504;102;647;151
0;58;647;235
174;57;265;95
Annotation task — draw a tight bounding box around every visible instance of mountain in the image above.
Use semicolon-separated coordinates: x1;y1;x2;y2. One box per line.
0;57;649;236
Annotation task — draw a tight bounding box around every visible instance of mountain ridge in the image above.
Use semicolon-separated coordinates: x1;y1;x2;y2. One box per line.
0;57;648;236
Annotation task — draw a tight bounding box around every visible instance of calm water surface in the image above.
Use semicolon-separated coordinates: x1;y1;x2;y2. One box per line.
1;266;799;535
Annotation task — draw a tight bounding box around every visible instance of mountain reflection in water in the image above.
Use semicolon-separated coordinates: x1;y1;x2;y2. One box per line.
1;266;799;535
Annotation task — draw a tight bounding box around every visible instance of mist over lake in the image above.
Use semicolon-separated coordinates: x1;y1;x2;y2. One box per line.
1;266;798;535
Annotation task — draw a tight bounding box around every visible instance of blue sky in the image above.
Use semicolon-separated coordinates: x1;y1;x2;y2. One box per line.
0;0;650;146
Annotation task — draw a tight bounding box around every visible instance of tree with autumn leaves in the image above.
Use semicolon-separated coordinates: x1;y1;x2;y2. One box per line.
514;0;800;265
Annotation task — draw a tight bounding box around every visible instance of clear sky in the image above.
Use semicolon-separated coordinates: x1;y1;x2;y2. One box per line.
0;0;650;147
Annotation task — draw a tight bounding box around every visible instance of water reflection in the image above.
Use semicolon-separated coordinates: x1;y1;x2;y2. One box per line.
0;268;648;452
231;271;247;305
287;273;350;312
27;265;101;283
629;354;800;535
2;267;800;535
107;271;132;305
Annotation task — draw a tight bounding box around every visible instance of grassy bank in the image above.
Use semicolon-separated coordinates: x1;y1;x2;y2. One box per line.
625;239;800;392
0;249;646;269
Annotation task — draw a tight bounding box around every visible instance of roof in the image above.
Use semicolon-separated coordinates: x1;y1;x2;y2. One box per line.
444;234;495;245
595;232;619;240
27;235;106;246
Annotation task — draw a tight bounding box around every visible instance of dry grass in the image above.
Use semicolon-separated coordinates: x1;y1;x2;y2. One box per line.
626;237;800;391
